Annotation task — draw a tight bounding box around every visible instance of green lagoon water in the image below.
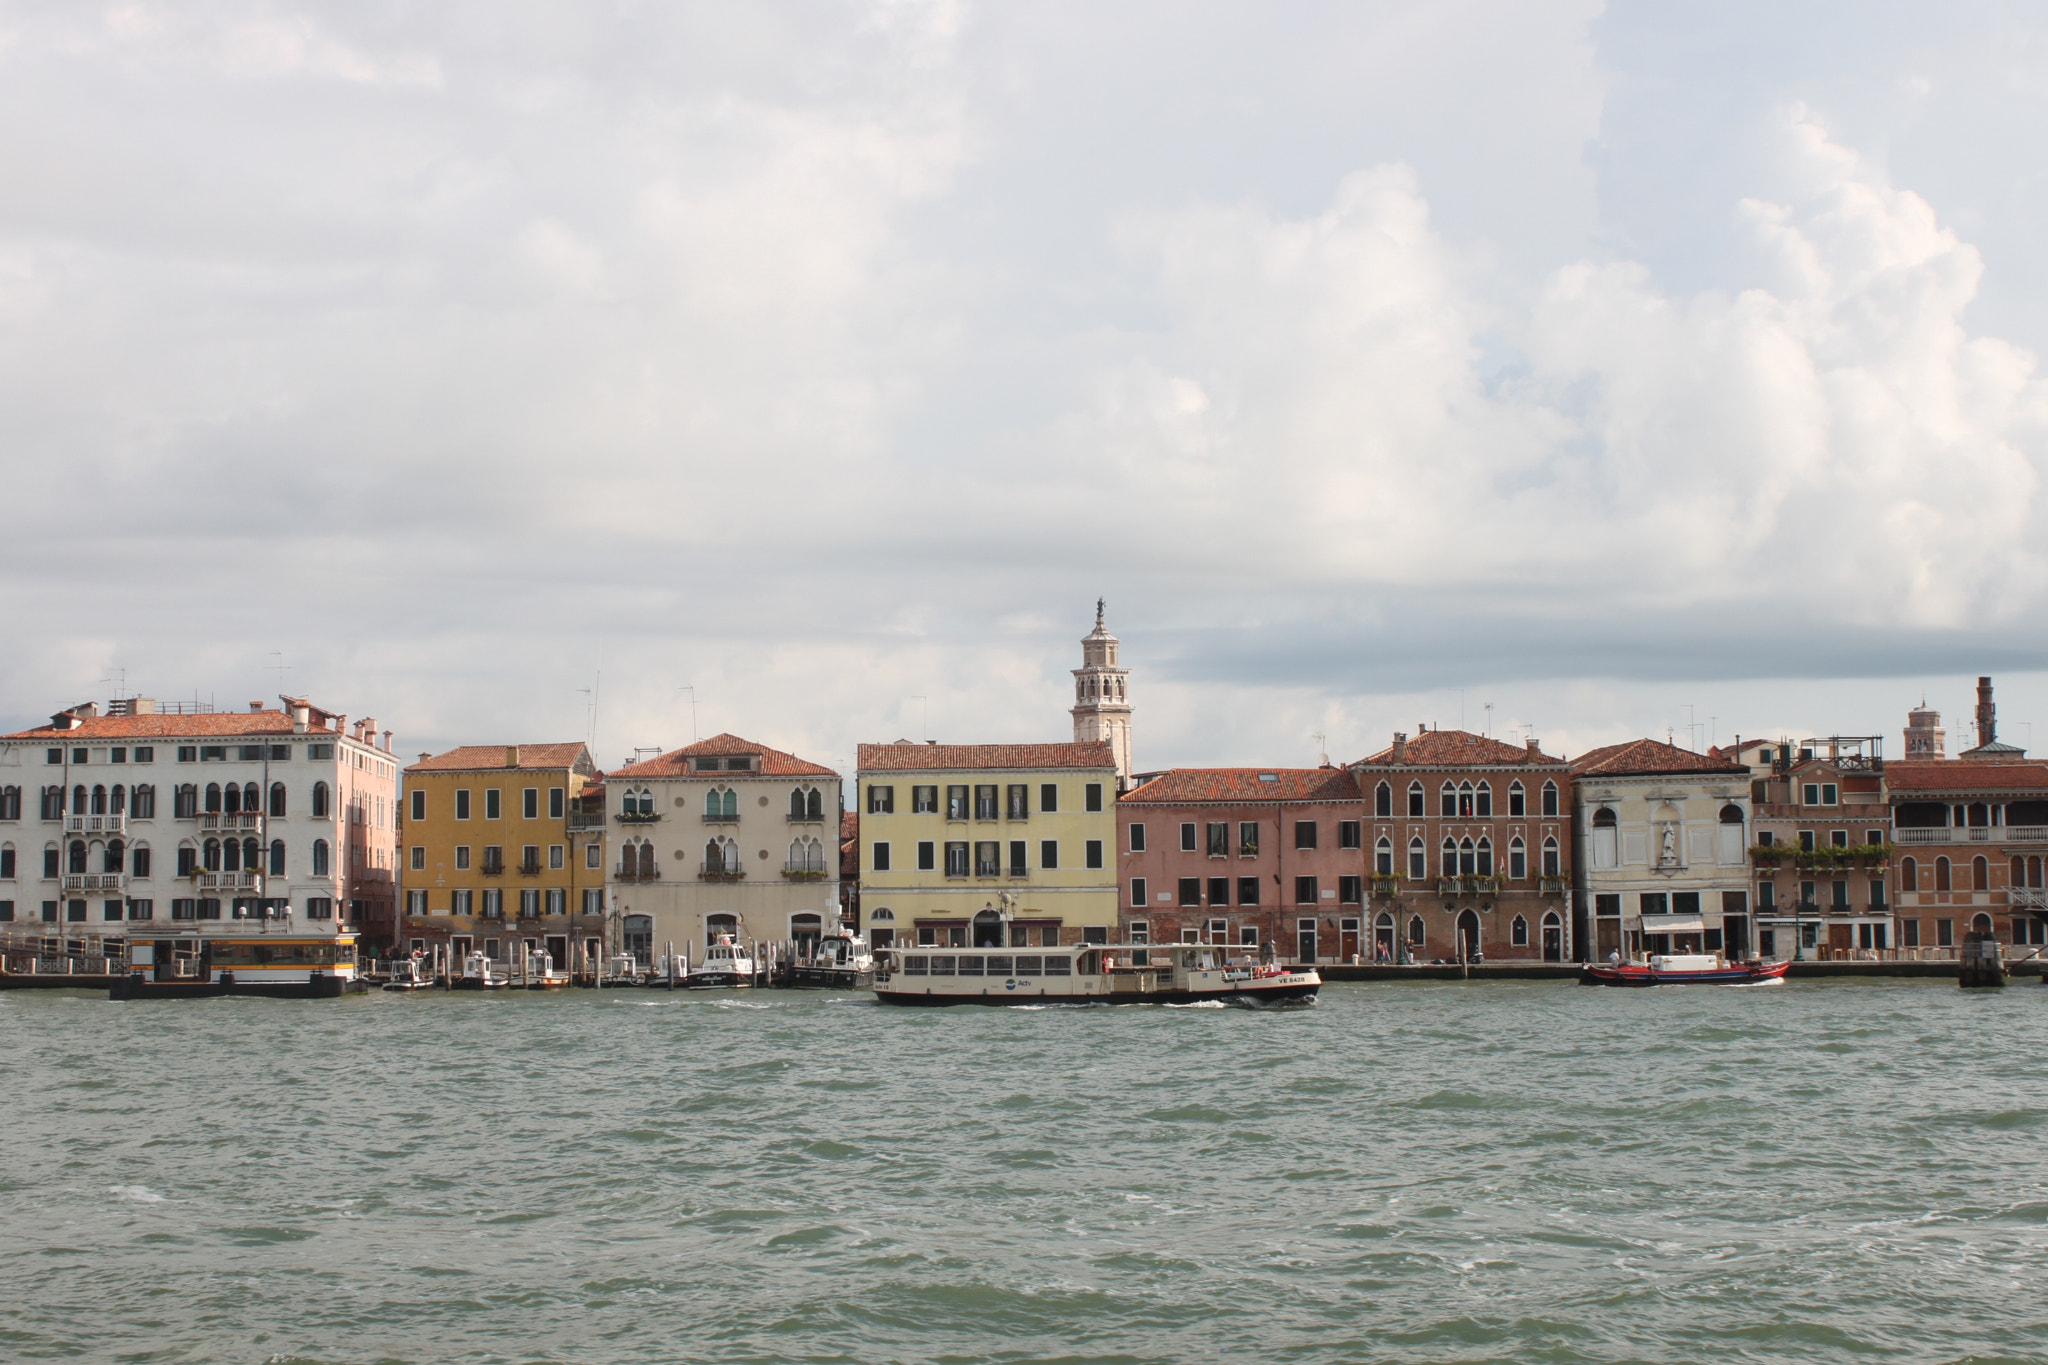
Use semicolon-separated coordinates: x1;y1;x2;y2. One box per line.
2;980;2044;1364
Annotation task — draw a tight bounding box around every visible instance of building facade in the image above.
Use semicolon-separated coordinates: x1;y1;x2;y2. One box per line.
1350;729;1575;963
1572;738;1752;961
1116;766;1363;960
604;734;842;962
1738;736;1895;959
0;695;399;948
856;741;1118;948
398;742;606;973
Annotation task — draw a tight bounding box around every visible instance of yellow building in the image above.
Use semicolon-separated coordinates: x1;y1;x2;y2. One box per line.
399;743;605;975
854;741;1118;949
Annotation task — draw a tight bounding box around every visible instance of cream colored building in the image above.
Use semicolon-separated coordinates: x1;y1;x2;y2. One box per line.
604;734;842;961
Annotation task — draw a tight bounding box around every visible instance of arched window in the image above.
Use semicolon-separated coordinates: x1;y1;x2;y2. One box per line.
1407;837;1425;880
224;783;241;815
205;783;223;814
268;840;285;875
242;783;259;812
1935;856;1951;891
1407;781;1424;817
869;907;895;921
706;913;738;945
1973;855;1989;891
129;842;148;877
73;785;87;814
1375;837;1393;875
1593;807;1616;827
1476;837;1494;876
311;783;329;819
1901;855;1917;891
1375;781;1391;818
1541;780;1559;817
1459;837;1477;876
90;785;107;815
1542;835;1560;878
225;838;244;871
1441;783;1458;818
204;838;223;871
1511;914;1528;946
67;840;86;874
1407;915;1425;945
2013;855;2025;887
788;837;824;872
1441;838;1457;877
104;839;123;874
269;783;287;817
638;843;655;878
1508;780;1525;817
704;838;726;874
1475;782;1492;818
111;784;125;814
1719;803;1744;825
1508;835;1526;880
790;788;809;818
1972;912;1993;934
312;840;329;876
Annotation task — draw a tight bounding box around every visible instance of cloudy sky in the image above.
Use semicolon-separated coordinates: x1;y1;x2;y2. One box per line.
4;0;2047;774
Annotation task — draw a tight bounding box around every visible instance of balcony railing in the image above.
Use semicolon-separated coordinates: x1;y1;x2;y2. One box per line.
199;871;262;892
61;873;126;892
1896;826;2048;845
786;811;826;823
1540;876;1570;895
567;813;608;832
697;862;745;881
782;862;830;880
614;867;660;883
198;812;265;835
64;814;128;836
700;812;739;825
480;861;505;877
2011;887;2048;909
518;861;543;877
616;810;662;824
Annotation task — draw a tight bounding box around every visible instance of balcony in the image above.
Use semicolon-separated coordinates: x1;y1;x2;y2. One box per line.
198;812;265;835
1896;826;2048;845
697;862;745;882
2011;887;2048;909
1540;876;1570;896
1370;875;1401;898
566;812;608;832
518;861;543;877
786;811;827;824
616;810;663;825
64;814;127;837
782;862;830;881
61;873;126;892
479;860;505;878
200;871;262;893
700;812;739;825
614;867;661;883
1437;876;1498;896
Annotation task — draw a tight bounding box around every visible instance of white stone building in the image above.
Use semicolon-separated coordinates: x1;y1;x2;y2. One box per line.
604;733;842;961
0;695;400;947
1570;738;1753;961
1072;600;1133;790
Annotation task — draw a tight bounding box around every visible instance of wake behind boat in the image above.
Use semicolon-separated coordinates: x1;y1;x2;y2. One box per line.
873;943;1319;1006
1582;953;1791;987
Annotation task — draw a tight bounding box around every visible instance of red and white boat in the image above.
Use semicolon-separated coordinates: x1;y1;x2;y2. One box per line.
1582;952;1791;987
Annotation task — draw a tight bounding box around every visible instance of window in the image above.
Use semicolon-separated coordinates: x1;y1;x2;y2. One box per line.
1207;822;1228;856
1408;782;1425;817
311;840;329;876
550;845;564;870
976;785;999;820
1641;892;1668;915
1973;855;1989;892
1128;920;1150;945
1541;781;1558;817
1208;876;1231;906
975;842;1001;876
1129;822;1146;852
453;788;469;820
45;748;61;765
1084;783;1104;813
1799;830;1815;852
1375;782;1392;817
410;846;425;871
872;842;891;872
1238;876;1260;906
1509;836;1526;880
1296;875;1318;904
869;785;895;815
945;842;968;877
520;845;541;874
1084;839;1103;869
1831;829;1848;849
485;789;502;820
1040;784;1059;812
0;849;11;879
913;785;937;813
1542;836;1559;877
174;846;193;877
917;840;935;871
1408;838;1425;879
1131;877;1148;906
1239;822;1259;855
1935;857;1951;891
1375;837;1393;875
454;845;471;870
1008;840;1027;876
1007;785;1029;819
1295;821;1318;850
1476;783;1493;817
1870;877;1886;908
585;843;600;869
1040;839;1058;869
1441;783;1457;818
1338;820;1361;850
1179;877;1201;906
1511;914;1528;946
523;789;539;820
947;786;968;819
1508;781;1526;817
1475;838;1493;876
1181;822;1197;852
1339;875;1362;904
409;789;425;822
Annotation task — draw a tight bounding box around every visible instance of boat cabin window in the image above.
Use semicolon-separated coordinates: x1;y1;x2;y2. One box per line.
956;954;985;976
1014;955;1042;974
930;955;956;975
986;955;1013;975
1044;955;1071;975
904;955;928;975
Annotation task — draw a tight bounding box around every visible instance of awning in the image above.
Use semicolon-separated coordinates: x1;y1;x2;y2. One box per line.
1638;917;1706;935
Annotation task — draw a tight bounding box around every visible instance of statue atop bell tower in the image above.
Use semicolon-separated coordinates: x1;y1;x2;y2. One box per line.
1072;599;1133;788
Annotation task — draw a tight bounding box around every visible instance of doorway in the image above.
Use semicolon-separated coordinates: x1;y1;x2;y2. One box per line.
791;913;823;958
1338;918;1359;962
1456;910;1480;961
1541;912;1562;962
1374;913;1395;962
972;909;1004;948
545;935;567;972
624;915;653;959
1296;918;1317;963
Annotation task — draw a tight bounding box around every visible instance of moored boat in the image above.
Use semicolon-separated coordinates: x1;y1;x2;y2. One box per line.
599;954;646;987
382;958;436;992
873;943;1319;1006
682;934;755;988
788;932;873;989
109;923;364;1000
450;951;512;991
1582;953;1791;986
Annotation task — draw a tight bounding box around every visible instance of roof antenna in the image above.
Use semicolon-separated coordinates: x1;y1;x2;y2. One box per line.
268;651;292;699
678;684;698;741
1312;731;1328;766
910;695;928;742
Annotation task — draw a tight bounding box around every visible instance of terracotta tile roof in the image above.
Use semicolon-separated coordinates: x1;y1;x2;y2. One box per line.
1885;760;2048;794
612;733;838;780
1571;738;1748;778
4;709;340;740
1120;767;1360;804
407;743;593;774
857;741;1115;772
1353;729;1562;767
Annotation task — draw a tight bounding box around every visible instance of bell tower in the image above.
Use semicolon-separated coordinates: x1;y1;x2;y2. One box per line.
1071;598;1133;787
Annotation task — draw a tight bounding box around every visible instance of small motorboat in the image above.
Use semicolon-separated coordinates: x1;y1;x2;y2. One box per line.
598;954;645;988
523;950;570;991
1583;953;1791;987
789;932;874;989
683;934;756;988
382;958;436;992
450;951;512;991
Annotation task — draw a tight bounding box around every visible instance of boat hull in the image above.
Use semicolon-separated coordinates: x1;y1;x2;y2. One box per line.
876;978;1321;1007
1582;960;1791;987
788;966;874;989
110;970;360;1000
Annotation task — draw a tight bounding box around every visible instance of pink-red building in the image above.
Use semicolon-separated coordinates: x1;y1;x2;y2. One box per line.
1116;766;1363;961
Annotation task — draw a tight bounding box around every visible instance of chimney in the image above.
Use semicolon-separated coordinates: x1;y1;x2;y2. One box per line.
1391;732;1407;763
506;745;521;767
382;729;393;753
292;704;310;734
249;701;264;713
419;752;431;763
1526;736;1540;756
1977;676;1996;748
131;698;157;715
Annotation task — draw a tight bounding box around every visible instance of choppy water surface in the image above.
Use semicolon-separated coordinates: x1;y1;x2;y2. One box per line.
3;981;2046;1364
